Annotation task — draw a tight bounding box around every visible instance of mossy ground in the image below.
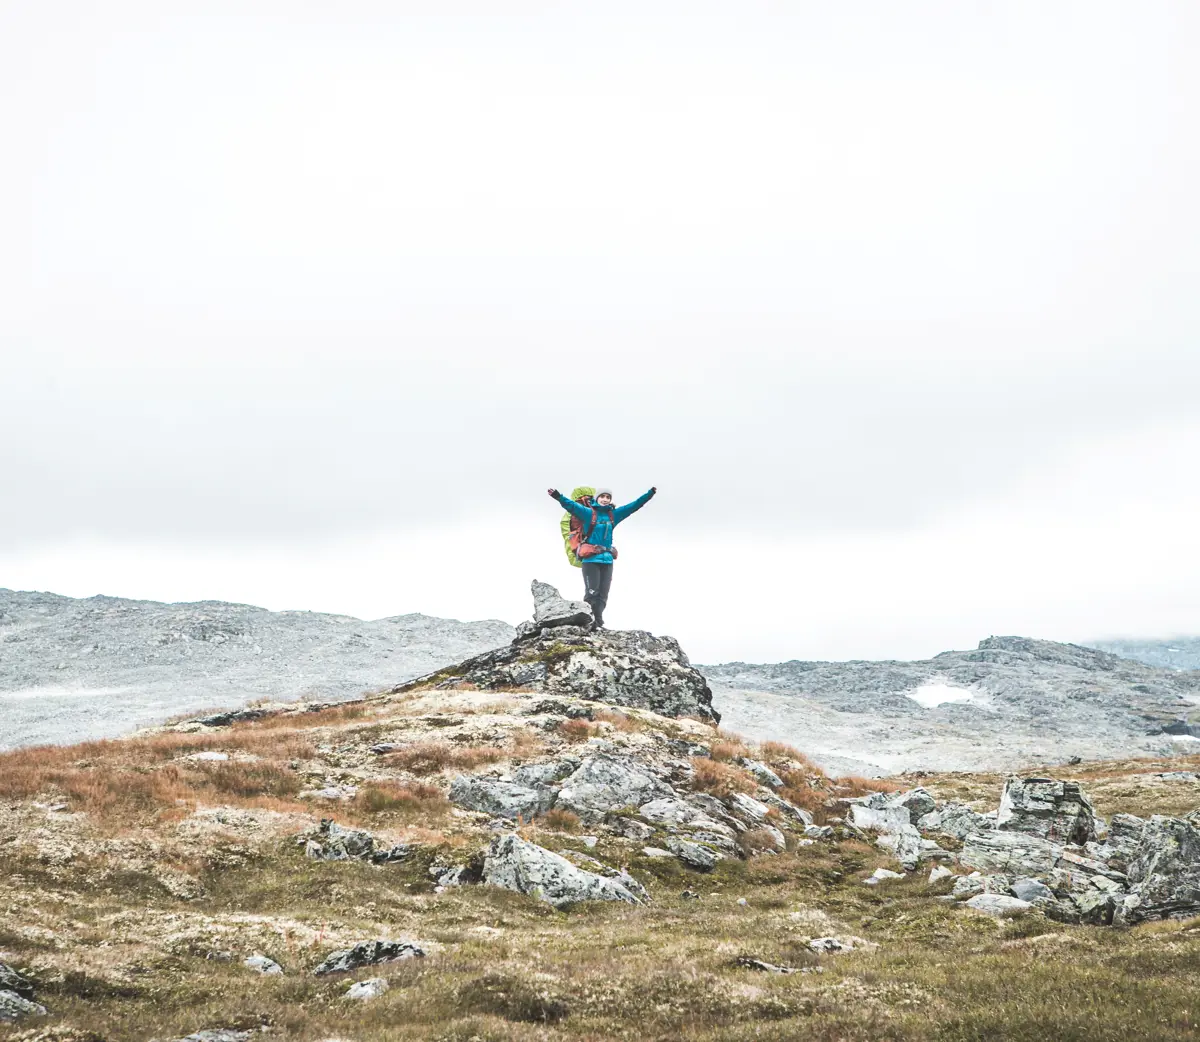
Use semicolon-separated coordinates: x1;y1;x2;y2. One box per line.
2;691;1199;1041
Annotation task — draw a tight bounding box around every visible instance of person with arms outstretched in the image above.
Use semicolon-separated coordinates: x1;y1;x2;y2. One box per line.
547;485;656;628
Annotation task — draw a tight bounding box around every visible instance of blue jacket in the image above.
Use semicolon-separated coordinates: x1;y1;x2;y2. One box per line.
554;489;655;565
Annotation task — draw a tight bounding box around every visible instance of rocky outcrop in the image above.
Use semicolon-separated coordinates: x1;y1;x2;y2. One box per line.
996;777;1096;845
555;755;673;821
515;580;593;640
396;582;719;723
1117;816;1200;924
312;940;426;976
300;819;412;863
481;834;646;907
0;990;46;1023
0;964;33;1000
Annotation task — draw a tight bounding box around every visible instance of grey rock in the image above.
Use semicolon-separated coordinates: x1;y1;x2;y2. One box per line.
966;893;1033;916
448;776;555;820
863;867;905;886
849;804;911;833
951;872;986;898
511;758;581;786
243;954;283;975
173;1032;253;1042
959;830;1061;877
0;990;46;1023
887;787;937;818
805;825;834;840
302;819;412;863
1073;891;1117;925
525;579;594;635
739;759;784;788
665;836;722;870
928;865;953;883
606;815;655;841
686;792;748;831
312;940;426;976
556;755;673;822
642;846;674;858
1118;815;1200;923
482;834;645;907
736;956;798;974
1010;877;1056;903
345;977;389;1001
996;777;1096;845
726;792;772;825
0;963;33;999
918;802;996;840
758;791;814;826
1158;771;1199;782
397;602;720;723
639;796;720;828
876;825;923;870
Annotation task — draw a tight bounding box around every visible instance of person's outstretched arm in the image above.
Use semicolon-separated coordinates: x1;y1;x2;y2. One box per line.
612;487;657;524
548;487;592;521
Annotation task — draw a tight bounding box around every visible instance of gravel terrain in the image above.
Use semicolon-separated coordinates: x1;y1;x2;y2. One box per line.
0;589;514;751
1089;637;1200;671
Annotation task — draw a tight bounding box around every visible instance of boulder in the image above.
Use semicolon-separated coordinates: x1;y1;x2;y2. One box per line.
876;826;923;870
345;978;389;1001
863;868;905;885
740;759;784;789
1117;815;1200;923
1073;891;1117;925
395;598;719;723
959;830;1061;877
243;954;283;975
301;819;413;864
0;990;46;1023
556;755;672;822
849;804;911;833
524;580;594;636
172;1033;253;1042
929;865;953;883
448;776;555;820
996;777;1096;845
759;792;814;826
918;802;995;840
312;940;426;976
1010;877;1056;904
607;816;655;841
482;834;645;907
888;788;937;818
966;894;1033;916
665;836;723;870
0;963;33;999
726;793;772;825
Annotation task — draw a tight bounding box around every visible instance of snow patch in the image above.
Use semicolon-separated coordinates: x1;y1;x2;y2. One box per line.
907;683;974;709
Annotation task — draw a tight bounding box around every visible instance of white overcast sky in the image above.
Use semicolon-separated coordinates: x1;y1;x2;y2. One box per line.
3;1;1199;663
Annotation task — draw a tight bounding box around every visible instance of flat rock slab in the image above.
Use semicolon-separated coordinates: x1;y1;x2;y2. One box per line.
0;990;46;1023
966;894;1033;916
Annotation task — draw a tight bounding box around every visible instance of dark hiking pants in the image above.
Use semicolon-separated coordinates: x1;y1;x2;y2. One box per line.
581;562;614;626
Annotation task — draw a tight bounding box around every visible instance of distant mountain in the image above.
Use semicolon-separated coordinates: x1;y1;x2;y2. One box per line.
1088;637;1200;672
0;589;514;751
705;635;1200;778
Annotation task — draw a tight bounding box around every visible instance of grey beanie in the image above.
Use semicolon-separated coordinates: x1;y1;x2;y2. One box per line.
595;487;613;497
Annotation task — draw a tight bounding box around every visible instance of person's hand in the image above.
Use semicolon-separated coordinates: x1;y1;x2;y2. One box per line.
547;488;560;499
650;486;658;495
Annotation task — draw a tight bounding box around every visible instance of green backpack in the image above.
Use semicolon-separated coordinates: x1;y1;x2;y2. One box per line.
560;486;595;568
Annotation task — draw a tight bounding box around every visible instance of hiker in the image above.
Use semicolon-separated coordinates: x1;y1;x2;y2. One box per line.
547;485;657;628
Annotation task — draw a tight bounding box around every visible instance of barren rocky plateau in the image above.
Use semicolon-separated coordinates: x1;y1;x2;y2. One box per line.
5;587;1200;777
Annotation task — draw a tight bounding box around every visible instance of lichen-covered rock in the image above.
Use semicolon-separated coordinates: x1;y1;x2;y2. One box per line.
555;755;673;821
525;580;594;635
1117;815;1200;924
918;802;995;840
448;776;556;820
887;788;937;818
312;940;426;976
0;990;46;1023
395;600;719;723
301;819;412;863
345;977;389;1001
1010;877;1055;903
0;964;33;999
849;804;911;833
739;759;783;788
877;825;923;870
481;834;645;907
996;777;1096;845
243;954;283;975
666;836;722;870
966;893;1032;916
958;830;1061;877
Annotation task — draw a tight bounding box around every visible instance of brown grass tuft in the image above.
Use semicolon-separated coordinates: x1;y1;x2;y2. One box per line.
558;718;601;742
710;740;753;762
689;757;756;797
353;780;448;819
384;741;504;776
539;807;582;832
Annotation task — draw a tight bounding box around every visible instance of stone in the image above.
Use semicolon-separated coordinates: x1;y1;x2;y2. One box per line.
556;755;672;821
1073;891;1117;925
740;759;784;788
807;936;869;954
527;579;594;635
736;956;798;974
639;797;721;829
482;834;645;907
849;804;911;833
302;819;412;863
919;802;995;840
863;868;905;886
966;894;1033;916
0;990;47;1023
512;758;580;786
951;873;986;898
0;963;34;999
345;978;389;1001
395;605;720;722
607;815;655;841
313;940;426;976
1091;813;1148;869
887;788;937;818
996;777;1096;845
876;826;923;870
1158;771;1199;782
665;837;723;870
929;865;953;883
1118;815;1200;923
448;776;555;820
642;846;674;858
759;792;814;826
244;954;283;975
726;792;772;824
959;830;1061;877
805;825;834;840
1010;877;1056;903
174;1032;253;1042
